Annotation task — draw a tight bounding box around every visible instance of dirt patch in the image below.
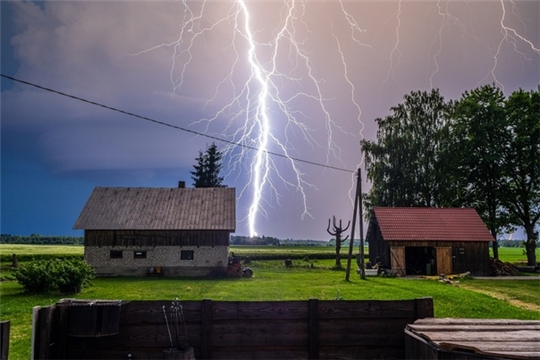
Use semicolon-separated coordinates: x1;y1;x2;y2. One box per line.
460;284;540;312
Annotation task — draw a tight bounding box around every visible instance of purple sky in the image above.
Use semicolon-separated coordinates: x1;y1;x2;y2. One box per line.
1;1;539;240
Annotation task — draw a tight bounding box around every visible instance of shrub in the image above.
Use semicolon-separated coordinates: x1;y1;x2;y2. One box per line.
14;259;95;293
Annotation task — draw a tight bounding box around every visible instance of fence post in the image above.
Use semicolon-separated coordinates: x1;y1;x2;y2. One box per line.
308;298;319;359
0;321;10;360
415;297;434;319
32;305;55;359
201;299;212;360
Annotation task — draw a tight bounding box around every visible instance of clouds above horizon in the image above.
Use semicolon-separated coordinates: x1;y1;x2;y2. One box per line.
2;0;539;239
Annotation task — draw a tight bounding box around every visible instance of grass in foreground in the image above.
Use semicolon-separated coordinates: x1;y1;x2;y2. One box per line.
2;263;539;360
1;244;539;359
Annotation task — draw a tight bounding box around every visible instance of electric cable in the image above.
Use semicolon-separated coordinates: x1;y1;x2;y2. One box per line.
1;74;356;173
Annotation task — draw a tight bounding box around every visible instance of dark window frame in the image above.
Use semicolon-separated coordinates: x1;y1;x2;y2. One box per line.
134;250;147;259
181;250;194;260
110;250;123;259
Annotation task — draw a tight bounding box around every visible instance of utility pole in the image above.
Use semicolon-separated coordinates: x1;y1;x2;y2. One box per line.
358;168;365;279
345;168;364;281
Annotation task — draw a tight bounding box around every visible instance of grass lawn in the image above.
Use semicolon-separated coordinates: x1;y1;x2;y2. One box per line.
490;246;539;264
1;244;539;359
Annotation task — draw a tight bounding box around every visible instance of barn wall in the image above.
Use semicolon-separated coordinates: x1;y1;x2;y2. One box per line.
367;219;390;267
386;241;491;276
451;242;490;276
85;245;228;276
84;230;230;247
84;230;230;276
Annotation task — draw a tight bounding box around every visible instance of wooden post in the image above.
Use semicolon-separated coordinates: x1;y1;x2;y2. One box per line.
0;321;10;360
308;299;319;359
345;169;362;281
415;297;434;319
32;306;54;359
358;168;365;279
201;299;212;360
54;305;69;359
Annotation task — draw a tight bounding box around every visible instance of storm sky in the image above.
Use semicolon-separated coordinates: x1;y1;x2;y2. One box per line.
1;0;539;240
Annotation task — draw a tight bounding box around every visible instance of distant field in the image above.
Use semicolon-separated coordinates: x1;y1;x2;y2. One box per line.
0;244;84;264
490;247;540;264
1;244;537;263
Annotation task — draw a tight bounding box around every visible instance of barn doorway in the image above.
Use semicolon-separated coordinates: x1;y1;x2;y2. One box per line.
405;247;436;275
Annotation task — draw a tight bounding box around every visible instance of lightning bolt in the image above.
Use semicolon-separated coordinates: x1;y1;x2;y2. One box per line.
430;0;483;88
131;0;537;238
383;0;538;92
133;0;366;237
489;0;540;90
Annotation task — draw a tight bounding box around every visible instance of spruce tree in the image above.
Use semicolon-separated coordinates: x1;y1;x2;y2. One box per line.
190;143;225;188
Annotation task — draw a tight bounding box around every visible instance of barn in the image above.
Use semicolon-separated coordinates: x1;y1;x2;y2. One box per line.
73;184;235;277
366;207;494;276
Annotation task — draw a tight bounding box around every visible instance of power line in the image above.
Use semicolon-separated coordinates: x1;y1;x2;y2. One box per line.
1;74;355;173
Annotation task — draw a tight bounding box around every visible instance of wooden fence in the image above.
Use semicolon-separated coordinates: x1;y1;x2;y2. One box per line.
0;321;9;360
33;297;433;359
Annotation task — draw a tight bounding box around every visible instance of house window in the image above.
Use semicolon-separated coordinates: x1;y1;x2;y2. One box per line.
110;250;123;259
134;251;147;259
181;250;194;260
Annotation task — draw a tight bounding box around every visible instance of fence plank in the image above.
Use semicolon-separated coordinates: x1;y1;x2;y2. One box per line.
308;298;319;359
201;299;212;360
0;321;9;360
33;306;54;359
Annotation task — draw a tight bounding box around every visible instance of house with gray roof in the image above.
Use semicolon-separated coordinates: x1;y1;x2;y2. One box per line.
73;184;235;276
366;207;494;276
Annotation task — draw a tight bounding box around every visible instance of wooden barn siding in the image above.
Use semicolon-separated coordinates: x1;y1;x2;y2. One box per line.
389;241;490;276
368;220;388;266
372;241;490;276
84;230;230;247
451;243;490;276
33;298;434;360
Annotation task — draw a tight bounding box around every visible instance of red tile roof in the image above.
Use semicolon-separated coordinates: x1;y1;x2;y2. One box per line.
372;207;494;242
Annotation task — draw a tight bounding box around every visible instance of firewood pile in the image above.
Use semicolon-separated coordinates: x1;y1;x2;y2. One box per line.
490;258;520;276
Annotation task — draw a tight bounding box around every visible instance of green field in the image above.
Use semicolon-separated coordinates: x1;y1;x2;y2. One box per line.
2;243;537;262
0;244;539;359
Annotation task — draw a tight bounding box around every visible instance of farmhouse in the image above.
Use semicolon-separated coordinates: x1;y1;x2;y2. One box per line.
366;207;494;276
73;184;235;276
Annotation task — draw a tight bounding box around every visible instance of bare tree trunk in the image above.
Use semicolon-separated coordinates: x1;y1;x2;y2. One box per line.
525;226;538;266
335;241;342;268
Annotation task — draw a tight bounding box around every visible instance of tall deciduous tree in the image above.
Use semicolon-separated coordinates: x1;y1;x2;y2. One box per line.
361;89;453;211
502;87;540;266
191;143;226;188
450;84;510;259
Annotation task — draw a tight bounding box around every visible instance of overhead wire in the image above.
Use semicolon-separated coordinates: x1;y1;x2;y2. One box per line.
1;74;356;173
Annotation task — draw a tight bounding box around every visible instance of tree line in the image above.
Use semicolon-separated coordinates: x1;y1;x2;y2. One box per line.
1;234;84;245
361;84;539;265
230;235;328;246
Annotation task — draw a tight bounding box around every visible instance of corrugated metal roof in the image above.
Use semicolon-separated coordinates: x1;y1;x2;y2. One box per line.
373;207;494;242
73;187;236;231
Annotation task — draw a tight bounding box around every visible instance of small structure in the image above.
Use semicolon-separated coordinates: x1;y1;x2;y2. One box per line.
73;185;235;276
366;207;493;276
405;318;540;359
